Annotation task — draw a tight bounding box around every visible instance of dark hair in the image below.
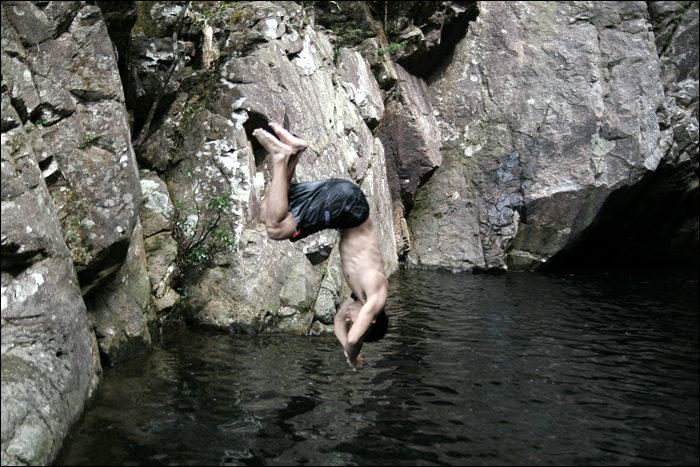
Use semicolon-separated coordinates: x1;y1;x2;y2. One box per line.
362;309;388;343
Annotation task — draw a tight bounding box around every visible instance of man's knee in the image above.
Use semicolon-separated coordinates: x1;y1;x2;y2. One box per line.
260;206;286;239
264;217;296;241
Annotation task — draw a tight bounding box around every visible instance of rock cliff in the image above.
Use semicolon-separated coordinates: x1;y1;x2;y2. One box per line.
1;1;697;464
405;1;698;271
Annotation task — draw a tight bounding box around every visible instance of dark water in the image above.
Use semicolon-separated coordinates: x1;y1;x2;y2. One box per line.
56;269;699;466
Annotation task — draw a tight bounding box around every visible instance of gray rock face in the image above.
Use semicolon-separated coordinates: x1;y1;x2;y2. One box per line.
1;113;102;464
140;3;399;333
1;1;697;464
4;2;142;293
2;69;100;467
407;1;697;271
2;2;145;464
85;220;156;366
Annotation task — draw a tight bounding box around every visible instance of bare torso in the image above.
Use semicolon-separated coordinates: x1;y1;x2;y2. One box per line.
254;122;387;370
339;217;387;304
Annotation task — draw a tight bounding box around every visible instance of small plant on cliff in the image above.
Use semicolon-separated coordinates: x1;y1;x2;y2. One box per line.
377;40;408;56
332;23;373;61
191;1;235;32
78;133;97;149
170;173;237;283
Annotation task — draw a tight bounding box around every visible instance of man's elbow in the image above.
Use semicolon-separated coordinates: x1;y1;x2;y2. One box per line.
347;327;364;346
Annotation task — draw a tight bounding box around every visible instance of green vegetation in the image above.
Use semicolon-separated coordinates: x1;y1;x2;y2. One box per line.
170;171;237;281
377;40;408;56
335;27;365;44
78;133;97;149
191;1;235;32
332;24;373;60
165;171;237;326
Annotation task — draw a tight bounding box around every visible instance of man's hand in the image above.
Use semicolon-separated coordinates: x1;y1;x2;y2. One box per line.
345;350;365;372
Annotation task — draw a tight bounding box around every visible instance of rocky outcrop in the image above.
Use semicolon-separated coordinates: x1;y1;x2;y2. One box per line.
1;1;697;465
406;1;698;271
133;1;398;333
2;2;143;464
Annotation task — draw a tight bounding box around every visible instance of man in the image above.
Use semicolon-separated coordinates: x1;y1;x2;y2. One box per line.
253;123;388;371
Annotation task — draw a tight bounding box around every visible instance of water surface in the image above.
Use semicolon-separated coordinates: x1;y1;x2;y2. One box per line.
56;269;699;465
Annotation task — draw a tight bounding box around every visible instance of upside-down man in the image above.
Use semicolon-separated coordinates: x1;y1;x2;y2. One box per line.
253;123;388;371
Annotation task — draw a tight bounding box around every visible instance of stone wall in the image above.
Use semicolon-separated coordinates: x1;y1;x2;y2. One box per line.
1;1;697;464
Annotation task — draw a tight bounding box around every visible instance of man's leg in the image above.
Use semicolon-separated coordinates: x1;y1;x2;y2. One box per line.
254;128;298;240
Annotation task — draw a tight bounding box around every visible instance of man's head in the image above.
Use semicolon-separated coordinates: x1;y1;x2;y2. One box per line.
362;309;388;342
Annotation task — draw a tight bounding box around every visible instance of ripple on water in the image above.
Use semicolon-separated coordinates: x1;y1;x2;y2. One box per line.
56;268;698;466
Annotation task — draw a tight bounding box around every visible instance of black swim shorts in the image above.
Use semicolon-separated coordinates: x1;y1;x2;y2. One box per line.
288;179;370;242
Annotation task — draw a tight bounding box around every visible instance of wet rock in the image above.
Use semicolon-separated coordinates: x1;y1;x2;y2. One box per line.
2;95;100;467
85;221;156;366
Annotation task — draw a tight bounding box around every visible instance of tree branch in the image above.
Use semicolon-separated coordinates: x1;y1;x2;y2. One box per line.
133;2;189;149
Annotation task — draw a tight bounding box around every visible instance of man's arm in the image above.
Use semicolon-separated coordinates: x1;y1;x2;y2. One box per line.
333;297;352;348
347;281;388;346
334;297;365;370
340;284;387;371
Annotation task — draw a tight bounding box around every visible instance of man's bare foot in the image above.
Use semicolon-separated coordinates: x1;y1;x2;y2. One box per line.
252;128;292;164
269;122;308;155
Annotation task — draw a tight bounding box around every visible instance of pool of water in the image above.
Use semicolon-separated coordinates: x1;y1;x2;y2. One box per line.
56;268;699;466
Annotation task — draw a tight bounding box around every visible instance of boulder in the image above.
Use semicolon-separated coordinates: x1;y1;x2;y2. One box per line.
7;3;143;293
85;221;156;366
2;94;100;467
2;3;147;463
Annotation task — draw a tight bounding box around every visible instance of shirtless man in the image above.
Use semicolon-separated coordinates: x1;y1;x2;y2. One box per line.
253;123;388;371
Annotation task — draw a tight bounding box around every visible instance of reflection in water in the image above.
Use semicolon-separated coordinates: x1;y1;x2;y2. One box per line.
56;269;698;466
